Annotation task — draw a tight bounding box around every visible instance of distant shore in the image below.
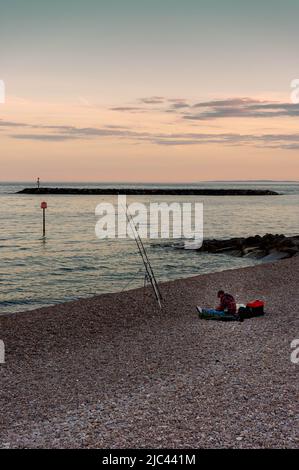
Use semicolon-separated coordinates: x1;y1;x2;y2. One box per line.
0;257;297;448
17;187;279;196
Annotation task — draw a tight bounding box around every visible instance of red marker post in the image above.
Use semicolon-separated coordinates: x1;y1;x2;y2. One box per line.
40;201;47;237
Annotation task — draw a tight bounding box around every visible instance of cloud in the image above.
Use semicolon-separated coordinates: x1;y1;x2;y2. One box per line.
110;106;145;112
7;120;299;150
111;96;179;112
193;98;259;108
274;144;299;150
109;96;299;121
4;96;299;150
0;119;29;127
149;132;299;149
170;102;189;109
104;125;130;129
181;98;299;120
139;96;165;104
9;125;152;142
111;97;166;112
110;96;299;121
11;134;78;141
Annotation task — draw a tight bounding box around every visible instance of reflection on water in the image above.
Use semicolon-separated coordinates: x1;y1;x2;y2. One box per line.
0;182;298;313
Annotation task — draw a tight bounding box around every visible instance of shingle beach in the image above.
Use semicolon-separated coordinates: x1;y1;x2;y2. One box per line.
0;257;298;448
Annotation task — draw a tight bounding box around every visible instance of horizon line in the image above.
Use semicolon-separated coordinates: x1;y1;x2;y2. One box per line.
1;179;298;184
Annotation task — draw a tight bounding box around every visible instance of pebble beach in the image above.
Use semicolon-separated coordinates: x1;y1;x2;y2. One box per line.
0;256;298;449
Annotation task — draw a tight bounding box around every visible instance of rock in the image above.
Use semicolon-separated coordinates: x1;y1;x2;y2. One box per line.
196;234;299;260
17;187;279;196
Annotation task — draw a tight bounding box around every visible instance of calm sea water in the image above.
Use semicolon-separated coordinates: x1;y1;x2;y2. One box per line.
0;181;298;313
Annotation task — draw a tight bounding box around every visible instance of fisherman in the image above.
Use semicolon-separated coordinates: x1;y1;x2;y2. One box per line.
197;290;237;318
216;290;237;316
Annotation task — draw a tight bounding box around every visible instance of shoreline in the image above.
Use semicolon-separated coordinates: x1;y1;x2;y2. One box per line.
1;257;298;448
1;245;297;317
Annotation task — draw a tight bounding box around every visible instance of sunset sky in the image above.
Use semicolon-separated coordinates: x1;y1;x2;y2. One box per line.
1;0;299;182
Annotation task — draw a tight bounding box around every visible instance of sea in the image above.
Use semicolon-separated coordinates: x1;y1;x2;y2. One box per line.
0;181;298;313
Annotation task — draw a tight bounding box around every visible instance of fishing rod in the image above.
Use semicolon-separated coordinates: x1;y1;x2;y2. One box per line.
123;204;163;309
131;219;163;301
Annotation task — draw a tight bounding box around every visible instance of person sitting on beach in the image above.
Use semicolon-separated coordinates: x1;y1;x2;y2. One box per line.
197;290;237;317
216;290;237;315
